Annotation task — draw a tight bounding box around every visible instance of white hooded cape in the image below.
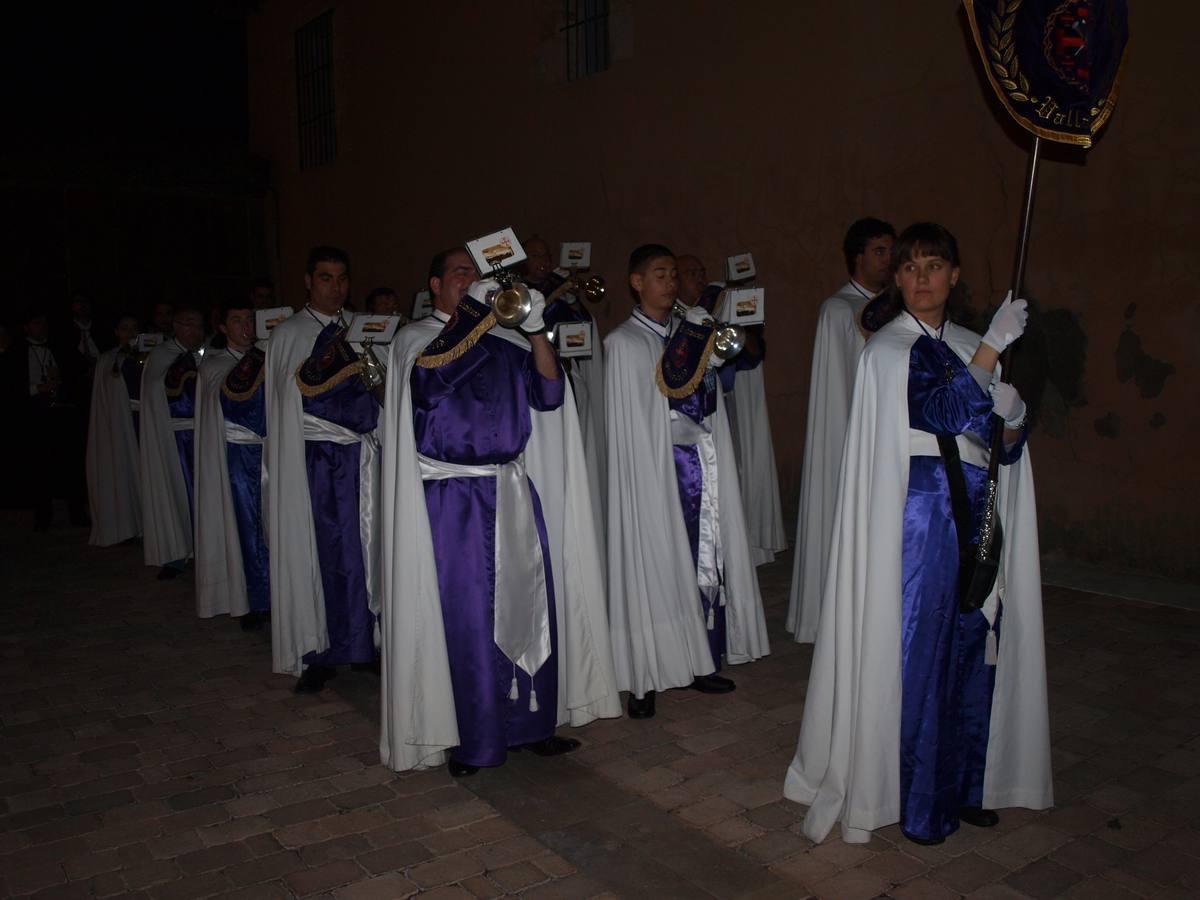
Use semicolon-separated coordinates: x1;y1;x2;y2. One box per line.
568;341;607;554
139;340;194;566
786;283;870;642
193;350;249;618
379;317;621;772
87;347;142;546
725;363;787;565
783;314;1053;843
604;315;769;699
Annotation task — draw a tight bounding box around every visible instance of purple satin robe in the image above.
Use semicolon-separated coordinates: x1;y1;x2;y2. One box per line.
220;377;270;613
899;333;1025;841
411;333;564;767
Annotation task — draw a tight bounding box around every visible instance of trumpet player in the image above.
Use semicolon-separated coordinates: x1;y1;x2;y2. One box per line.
193;303;270;631
604;245;768;720
522;236;608;535
377;247;619;776
265;246;382;693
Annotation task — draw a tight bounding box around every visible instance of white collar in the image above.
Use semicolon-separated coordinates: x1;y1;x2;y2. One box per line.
306;305;341;326
849;278;879;300
432;309;451;323
226;347;247;360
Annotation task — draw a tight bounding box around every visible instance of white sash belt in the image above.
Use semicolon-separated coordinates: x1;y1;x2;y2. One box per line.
417;451;551;710
303;413;381;614
224;422;263;445
908;429;990;469
672;428;725;628
170;417;194;432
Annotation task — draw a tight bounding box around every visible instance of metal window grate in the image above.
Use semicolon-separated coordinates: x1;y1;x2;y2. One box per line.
563;0;610;82
295;10;337;169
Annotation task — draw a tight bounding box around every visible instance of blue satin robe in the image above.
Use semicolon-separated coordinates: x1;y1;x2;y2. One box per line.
220;371;270;613
900;334;1026;841
670;370;727;670
300;368;379;668
166;364;196;522
411;333;564;767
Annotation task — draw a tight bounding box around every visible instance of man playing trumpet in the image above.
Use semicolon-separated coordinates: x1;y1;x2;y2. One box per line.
604;245;769;720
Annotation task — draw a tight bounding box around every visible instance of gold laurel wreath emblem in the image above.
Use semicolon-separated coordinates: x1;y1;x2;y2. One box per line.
985;0;1033;104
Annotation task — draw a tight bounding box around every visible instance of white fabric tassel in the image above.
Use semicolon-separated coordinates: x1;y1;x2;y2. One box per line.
508;672;519;701
985;628;998;666
529;688;539;713
707;605;715;630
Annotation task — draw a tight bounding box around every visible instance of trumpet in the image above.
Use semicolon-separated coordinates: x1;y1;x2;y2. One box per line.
545;272;606;305
489;276;533;328
671;300;745;360
358;338;387;391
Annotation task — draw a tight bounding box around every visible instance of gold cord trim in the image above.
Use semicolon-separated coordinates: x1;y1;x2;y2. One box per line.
655;331;717;399
414;312;497;368
293;359;365;397
164;369;197;399
221;366;265;402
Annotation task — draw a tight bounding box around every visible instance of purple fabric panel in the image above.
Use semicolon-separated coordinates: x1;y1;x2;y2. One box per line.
669;372;718;424
899;456;999;841
672;443;725;670
412;335;562;464
424;475;558;767
302;440;375;666
220;384;266;436
173;430;195;525
301;374;379;433
226;443;270;612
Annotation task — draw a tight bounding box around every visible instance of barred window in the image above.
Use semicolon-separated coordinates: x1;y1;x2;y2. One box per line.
563;0;610;82
295;11;336;169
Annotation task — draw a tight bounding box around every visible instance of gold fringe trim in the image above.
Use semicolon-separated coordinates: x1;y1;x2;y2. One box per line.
164;369;197;399
415;311;497;368
221;366;265;402
293;359;365;398
656;331;717;399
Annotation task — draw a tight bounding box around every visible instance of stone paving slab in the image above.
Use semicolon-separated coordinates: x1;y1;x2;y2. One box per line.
4;514;1200;899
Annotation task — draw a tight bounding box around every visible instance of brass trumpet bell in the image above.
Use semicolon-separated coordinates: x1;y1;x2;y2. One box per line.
490;279;532;328
358;338;386;390
580;275;606;303
671;300;745;360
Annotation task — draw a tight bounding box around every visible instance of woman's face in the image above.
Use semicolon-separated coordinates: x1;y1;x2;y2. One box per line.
895;251;959;325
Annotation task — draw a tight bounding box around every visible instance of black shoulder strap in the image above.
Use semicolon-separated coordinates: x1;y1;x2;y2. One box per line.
937;434;973;559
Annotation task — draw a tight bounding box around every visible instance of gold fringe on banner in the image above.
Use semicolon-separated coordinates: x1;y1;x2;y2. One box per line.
293;360;365;398
655;331;717;400
164;369;197;399
221;367;265;402
414;311;497;368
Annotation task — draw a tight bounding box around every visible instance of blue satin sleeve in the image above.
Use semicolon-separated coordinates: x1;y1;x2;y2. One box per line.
410;342;494;411
717;364;737;394
524;354;564;412
908;335;1026;466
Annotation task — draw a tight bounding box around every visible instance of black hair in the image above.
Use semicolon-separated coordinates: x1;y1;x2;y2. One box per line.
427;248;458;289
305;245;350;276
628;243;675;277
219;301;254;323
364;287;397;313
890;221;961;270
842;217;897;276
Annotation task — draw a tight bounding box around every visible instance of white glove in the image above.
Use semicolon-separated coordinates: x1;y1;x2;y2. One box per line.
707;349;727;369
683;303;709;326
466;279;500;305
522;287;546;333
982;291;1029;353
990;381;1027;428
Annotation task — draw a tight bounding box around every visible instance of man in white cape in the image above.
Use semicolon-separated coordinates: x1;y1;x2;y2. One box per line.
193;304;269;627
678;255;786;566
140;308;205;578
606;245;769;720
784;296;1052;845
266;246;381;691
378;248;619;774
86;315;142;547
786;217;896;642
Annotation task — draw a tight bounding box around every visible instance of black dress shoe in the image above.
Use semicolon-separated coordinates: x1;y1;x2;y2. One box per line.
350;660;381;676
448;758;479;778
294;665;335;694
960;806;1000;828
522;735;581;757
902;830;945;846
239;612;265;632
690;674;736;694
628;691;656;719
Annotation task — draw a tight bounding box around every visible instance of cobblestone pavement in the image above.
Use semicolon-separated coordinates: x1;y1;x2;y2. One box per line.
3;514;1200;899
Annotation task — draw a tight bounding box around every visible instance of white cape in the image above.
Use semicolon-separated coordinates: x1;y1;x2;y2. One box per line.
568;340;607;555
378;318;621;772
87;347;142;546
193;350;249;618
786;283;869;642
604;316;769;699
783;315;1053;843
725;363;787;565
139;341;194;566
